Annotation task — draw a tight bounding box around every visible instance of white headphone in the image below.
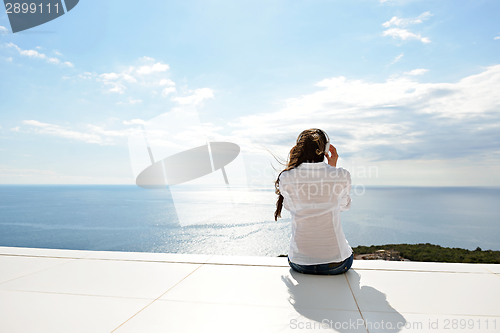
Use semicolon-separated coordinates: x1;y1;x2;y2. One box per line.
321;129;330;154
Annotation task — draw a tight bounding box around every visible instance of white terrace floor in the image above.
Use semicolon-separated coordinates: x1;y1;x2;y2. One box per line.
1;246;499;333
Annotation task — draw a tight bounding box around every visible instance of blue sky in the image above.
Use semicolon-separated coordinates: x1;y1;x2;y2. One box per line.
1;0;499;186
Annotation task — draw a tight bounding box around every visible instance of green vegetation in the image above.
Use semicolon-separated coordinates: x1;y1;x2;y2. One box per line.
352;243;500;264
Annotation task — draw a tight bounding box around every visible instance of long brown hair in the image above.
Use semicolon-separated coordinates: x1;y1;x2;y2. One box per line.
274;128;329;220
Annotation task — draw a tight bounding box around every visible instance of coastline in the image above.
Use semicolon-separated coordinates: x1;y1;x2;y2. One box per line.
351;243;500;264
279;243;500;264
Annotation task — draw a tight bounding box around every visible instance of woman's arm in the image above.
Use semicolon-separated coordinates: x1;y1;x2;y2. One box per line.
325;145;339;167
325;144;350;210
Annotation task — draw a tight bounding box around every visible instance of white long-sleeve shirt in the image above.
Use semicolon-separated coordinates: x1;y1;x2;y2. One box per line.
278;161;352;265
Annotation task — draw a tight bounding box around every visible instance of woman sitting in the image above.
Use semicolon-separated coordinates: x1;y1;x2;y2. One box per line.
275;128;353;275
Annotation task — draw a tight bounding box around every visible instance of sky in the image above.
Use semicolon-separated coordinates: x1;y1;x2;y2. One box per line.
0;0;499;187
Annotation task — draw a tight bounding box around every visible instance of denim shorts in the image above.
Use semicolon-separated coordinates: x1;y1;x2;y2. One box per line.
288;253;354;275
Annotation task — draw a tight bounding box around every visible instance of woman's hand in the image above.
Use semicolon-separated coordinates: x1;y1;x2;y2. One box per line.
325;145;338;167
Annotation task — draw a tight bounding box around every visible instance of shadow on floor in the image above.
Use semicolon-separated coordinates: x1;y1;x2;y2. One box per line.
281;268;406;332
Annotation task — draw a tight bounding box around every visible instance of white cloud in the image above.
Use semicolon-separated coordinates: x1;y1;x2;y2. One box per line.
91;58;172;94
4;42;74;66
78;72;94;79
171;88;214;105
5;57;12;62
117;98;143;105
0;26;8;34
495;36;500;40
119;74;136;82
17;48;45;59
100;73;120;81
162;86;176;96
390;53;404;65
139;56;155;62
21;120;132;145
383;12;432;28
383;28;430;43
47;57;60;64
382;12;431;44
85;124;132;138
13;64;500;185
11;126;20;132
160;79;176;95
136;62;169;75
159;79;175;86
108;84;126;94
228;65;500;163
98;71;137;94
404;68;429;75
123;119;146;125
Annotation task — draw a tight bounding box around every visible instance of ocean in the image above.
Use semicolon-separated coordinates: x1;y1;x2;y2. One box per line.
0;185;499;255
